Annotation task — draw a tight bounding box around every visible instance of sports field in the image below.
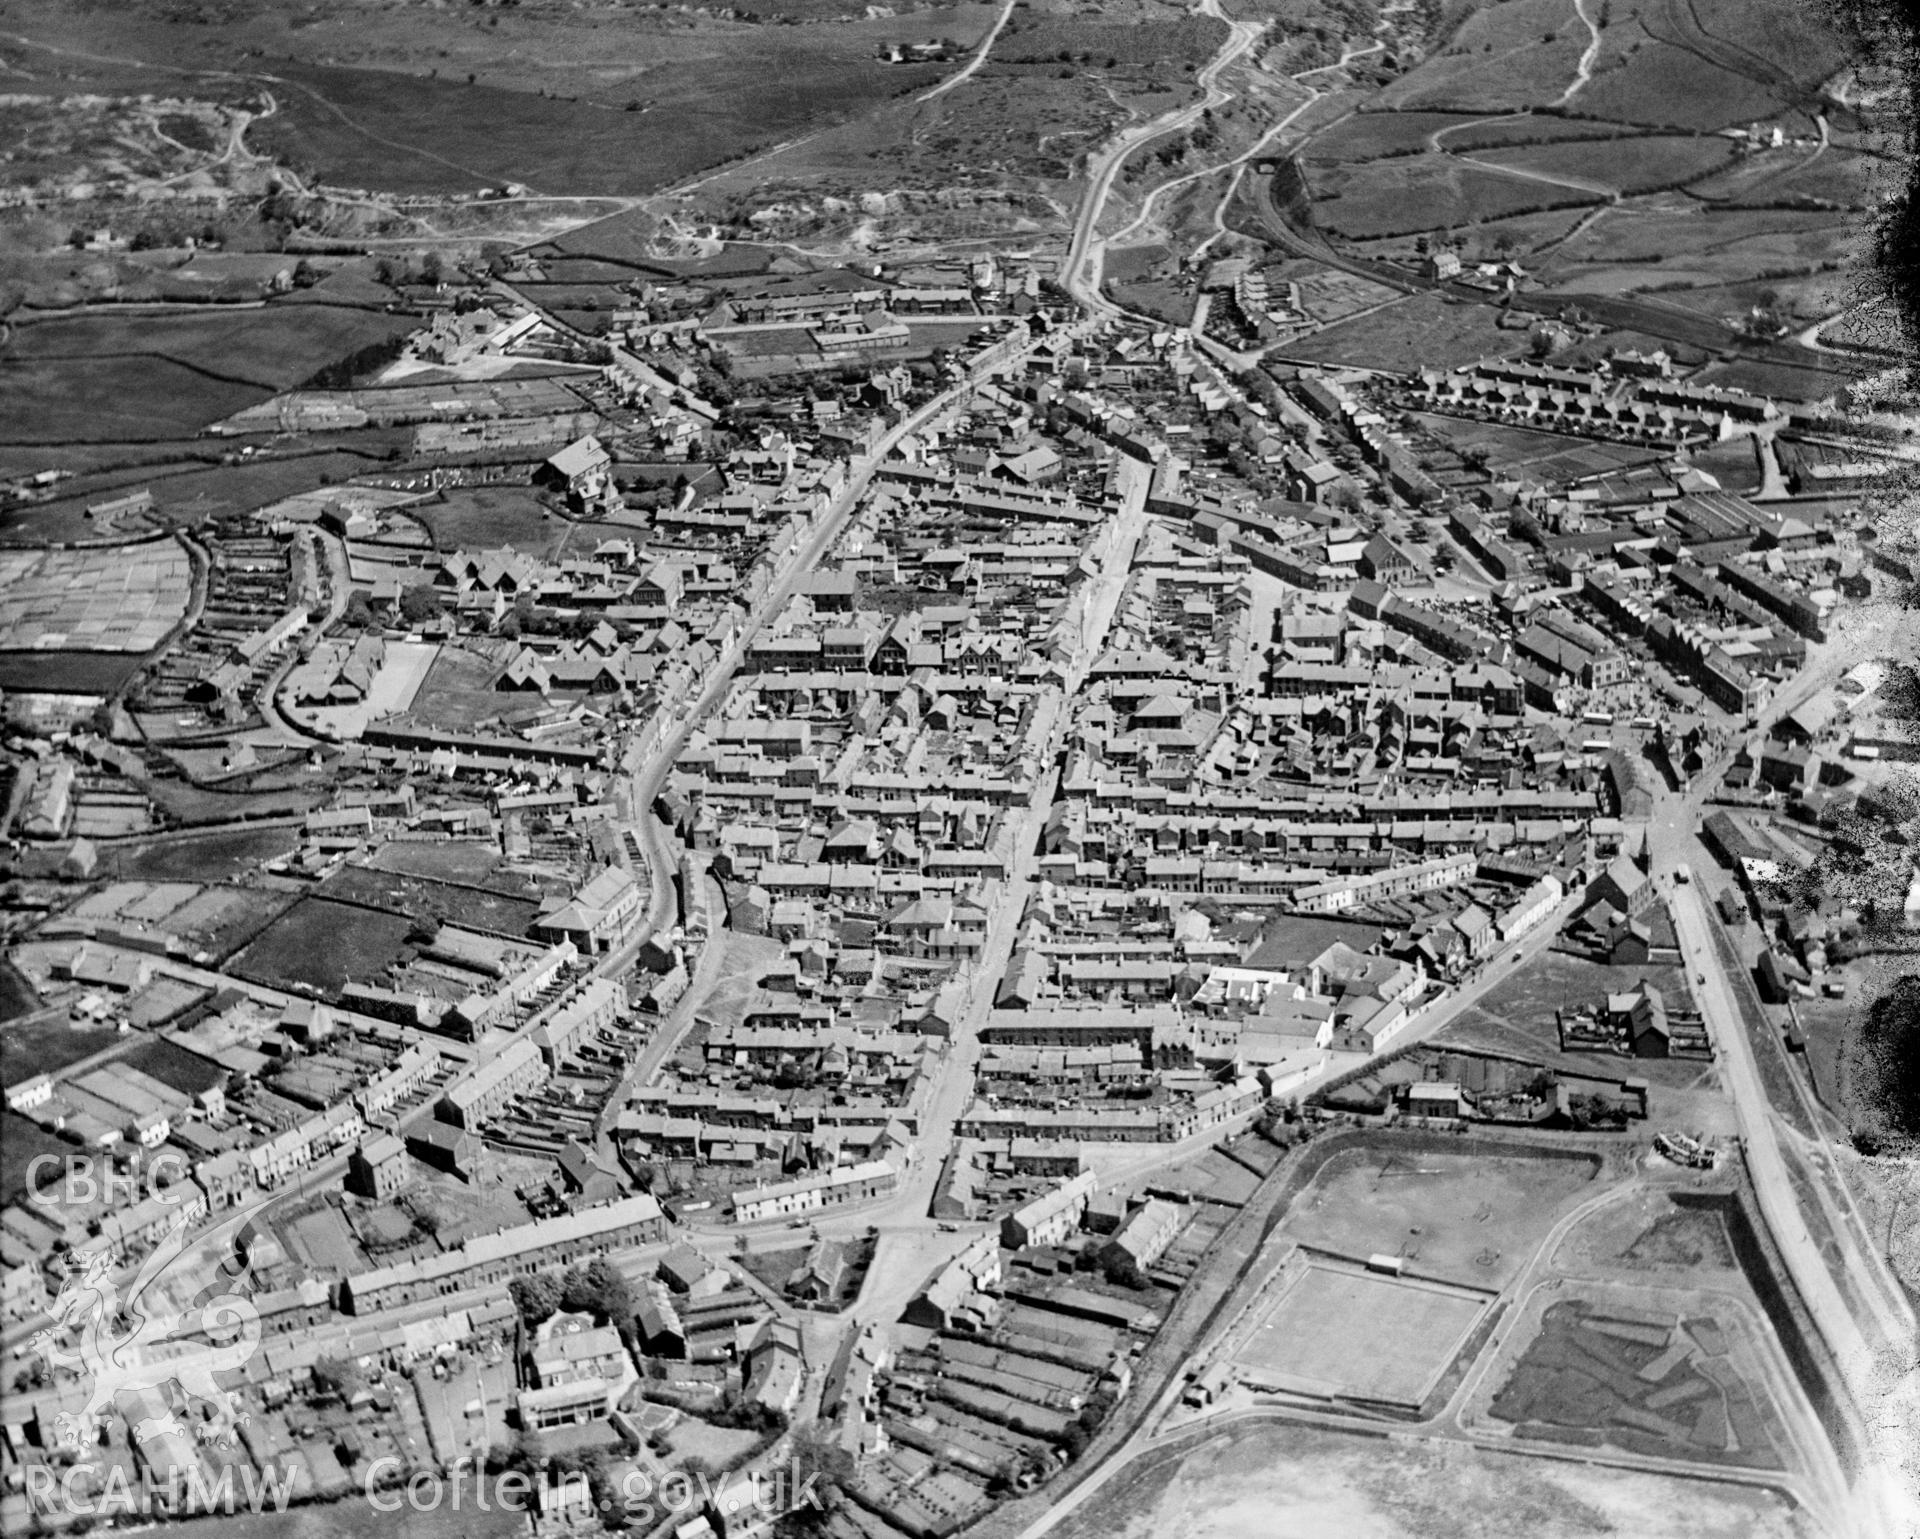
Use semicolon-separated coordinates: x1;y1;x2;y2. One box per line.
1278;1144;1600;1290
1231;1262;1487;1406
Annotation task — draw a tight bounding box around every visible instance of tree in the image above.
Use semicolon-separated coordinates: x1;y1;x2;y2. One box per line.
309;1354;364;1401
398;584;443;623
561;1257;636;1329
1854;973;1920;1148
774;1422;857;1537
548;1447;621;1527
509;1272;564;1328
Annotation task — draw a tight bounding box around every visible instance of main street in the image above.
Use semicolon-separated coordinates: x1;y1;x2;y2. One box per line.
1629;594;1920;1533
616;320;1089;949
671;454;1160;1336
1669;882;1917;1537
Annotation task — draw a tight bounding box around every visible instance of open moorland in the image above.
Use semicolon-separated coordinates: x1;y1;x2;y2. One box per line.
0;0;1230;229
1248;0;1883;365
0;0;992;197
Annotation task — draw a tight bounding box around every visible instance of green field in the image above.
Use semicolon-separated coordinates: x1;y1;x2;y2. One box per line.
231;897;417;997
401;643;521;732
0;649;151;692
1437;115;1659;152
7;448;399;541
1305;110;1483;163
1684;146;1827;206
1726;149;1885;211
1476;134;1736;195
0;355;265;444
1686;0;1851;89
1104;244;1174;284
0;1109;74;1207
1532;203;1855;299
1572;43;1791;132
0;962;36;1024
102;825;303;882
416;486;575;556
367;838;512;888
1;1017;122;1093
6;306;415;392
318;865;543;936
1373;0;1590;114
1311;153;1601;238
1410;413;1667;482
0;306;415;447
1346;204;1596;267
1280;292;1525;373
1111;277;1197;327
1694;356;1852;404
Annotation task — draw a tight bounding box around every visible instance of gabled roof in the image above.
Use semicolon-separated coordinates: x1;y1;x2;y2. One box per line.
546;434;609;479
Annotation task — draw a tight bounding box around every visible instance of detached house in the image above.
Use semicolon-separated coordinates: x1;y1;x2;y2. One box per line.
539;435;614;510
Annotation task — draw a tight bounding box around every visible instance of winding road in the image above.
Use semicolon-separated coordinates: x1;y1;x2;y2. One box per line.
917;0;1020;104
1557;0;1605;108
1062;0;1268;320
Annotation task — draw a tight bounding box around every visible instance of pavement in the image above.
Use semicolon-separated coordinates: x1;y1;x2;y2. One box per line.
1631;599;1920;1534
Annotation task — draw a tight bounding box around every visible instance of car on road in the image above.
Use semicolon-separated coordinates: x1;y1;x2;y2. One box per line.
1512;951;1524;964
1696;972;1707;985
937;1222;959;1233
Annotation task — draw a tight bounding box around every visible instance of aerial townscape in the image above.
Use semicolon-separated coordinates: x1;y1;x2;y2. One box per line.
0;0;1917;1535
